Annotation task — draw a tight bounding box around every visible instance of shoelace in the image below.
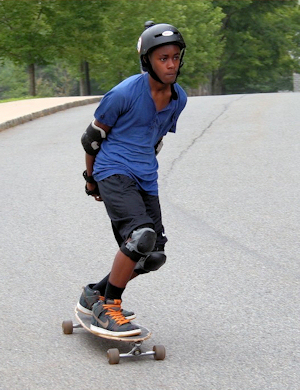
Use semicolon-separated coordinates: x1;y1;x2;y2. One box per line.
103;302;130;325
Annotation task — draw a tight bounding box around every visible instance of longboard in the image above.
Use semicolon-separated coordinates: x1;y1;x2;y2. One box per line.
62;307;166;364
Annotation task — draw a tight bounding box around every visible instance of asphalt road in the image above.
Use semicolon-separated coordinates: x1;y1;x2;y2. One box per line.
0;93;299;390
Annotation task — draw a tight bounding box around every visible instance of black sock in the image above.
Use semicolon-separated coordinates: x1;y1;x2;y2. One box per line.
105;281;125;301
93;274;110;296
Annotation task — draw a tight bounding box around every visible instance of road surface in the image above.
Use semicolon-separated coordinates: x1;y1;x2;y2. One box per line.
0;93;299;390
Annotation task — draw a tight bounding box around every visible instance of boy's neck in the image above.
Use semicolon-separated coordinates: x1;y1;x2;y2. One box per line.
149;75;172;111
148;74;171;94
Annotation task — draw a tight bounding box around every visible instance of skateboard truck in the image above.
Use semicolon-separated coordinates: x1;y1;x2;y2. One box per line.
107;342;165;364
107;342;165;365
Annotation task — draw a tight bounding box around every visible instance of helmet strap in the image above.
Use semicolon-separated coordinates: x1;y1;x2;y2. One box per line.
143;56;164;84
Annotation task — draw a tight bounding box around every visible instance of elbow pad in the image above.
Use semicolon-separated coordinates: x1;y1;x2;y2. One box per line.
81;120;107;155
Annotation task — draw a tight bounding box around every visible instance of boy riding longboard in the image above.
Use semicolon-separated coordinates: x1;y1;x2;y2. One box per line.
63;23;187;362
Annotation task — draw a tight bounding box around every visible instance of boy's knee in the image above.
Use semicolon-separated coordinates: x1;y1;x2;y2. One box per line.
134;250;167;274
120;227;157;262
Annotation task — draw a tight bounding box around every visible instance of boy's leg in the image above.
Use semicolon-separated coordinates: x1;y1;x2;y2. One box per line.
77;279;136;320
105;250;136;298
134;193;168;274
77;225;137;319
109;223;140;281
90;175;156;336
95;192;168;293
91;222;141;300
90;247;147;337
93;274;109;296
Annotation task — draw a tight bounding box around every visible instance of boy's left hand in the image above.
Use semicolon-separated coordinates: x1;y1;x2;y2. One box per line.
85;182;103;202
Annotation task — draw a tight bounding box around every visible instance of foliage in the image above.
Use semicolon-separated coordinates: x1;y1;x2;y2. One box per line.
35;63;80;96
47;1;107;81
0;0;55;65
0;60;28;99
212;0;300;94
0;0;299;97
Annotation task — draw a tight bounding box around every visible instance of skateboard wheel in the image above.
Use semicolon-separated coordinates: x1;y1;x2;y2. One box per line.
62;320;73;334
107;348;120;364
153;345;166;360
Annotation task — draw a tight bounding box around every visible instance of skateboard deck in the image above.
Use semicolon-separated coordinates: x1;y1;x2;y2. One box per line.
62;307;166;364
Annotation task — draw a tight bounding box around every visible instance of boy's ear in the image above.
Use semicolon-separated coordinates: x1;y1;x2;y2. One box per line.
141;55;149;70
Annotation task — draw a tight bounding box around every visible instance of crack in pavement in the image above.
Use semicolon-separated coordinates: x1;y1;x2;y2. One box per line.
162;94;245;181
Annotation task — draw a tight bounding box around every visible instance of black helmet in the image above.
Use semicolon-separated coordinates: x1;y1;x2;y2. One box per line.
137;23;186;84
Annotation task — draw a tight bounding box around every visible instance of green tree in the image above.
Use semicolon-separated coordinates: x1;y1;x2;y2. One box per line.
48;0;108;95
0;60;28;99
212;0;300;94
0;0;225;97
0;0;56;96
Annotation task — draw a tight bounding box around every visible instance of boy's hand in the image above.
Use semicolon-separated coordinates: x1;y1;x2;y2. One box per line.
83;170;102;201
85;182;103;201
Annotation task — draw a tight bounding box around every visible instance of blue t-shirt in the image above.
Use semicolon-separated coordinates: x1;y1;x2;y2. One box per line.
93;73;187;196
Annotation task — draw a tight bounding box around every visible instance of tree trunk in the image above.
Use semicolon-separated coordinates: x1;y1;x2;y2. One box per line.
211;69;225;95
84;61;91;95
28;63;36;96
79;61;91;96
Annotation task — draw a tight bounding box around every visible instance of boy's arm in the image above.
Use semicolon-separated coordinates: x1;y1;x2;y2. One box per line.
84;153;102;201
85;153;95;177
82;120;111;201
94;119;111;133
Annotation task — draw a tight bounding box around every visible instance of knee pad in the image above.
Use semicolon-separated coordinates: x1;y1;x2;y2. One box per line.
121;227;157;262
134;251;166;274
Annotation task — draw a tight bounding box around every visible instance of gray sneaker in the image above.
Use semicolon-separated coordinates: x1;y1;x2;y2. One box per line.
77;285;136;320
77;284;100;315
90;299;141;337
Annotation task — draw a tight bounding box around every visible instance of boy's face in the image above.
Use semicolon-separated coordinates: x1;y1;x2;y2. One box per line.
149;44;181;84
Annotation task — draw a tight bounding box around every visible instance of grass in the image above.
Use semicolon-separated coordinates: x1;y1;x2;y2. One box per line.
0;96;36;103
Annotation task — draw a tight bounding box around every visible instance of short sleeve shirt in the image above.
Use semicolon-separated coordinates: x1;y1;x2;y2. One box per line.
93;73;187;196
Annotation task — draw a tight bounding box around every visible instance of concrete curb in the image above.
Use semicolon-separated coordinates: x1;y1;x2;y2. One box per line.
0;96;102;132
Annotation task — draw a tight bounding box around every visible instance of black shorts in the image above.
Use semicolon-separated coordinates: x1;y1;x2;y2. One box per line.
98;174;167;249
